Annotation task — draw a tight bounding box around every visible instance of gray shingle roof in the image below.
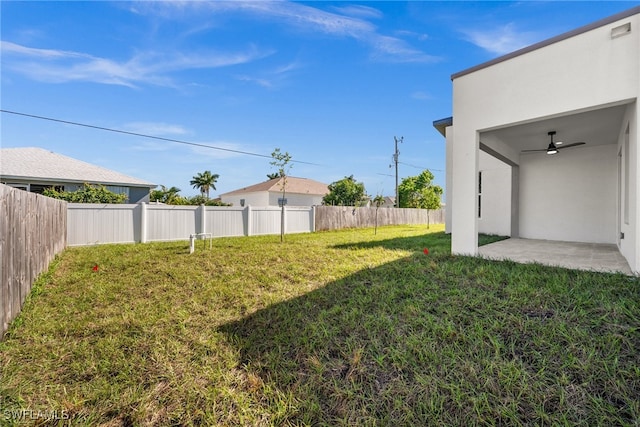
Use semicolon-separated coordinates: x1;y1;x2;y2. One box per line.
0;147;155;187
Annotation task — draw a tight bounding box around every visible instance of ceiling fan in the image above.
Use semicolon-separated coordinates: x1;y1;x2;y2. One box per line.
522;131;586;155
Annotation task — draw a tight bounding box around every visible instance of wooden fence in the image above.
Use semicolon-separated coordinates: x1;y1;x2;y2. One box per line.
1;184;67;338
314;205;445;231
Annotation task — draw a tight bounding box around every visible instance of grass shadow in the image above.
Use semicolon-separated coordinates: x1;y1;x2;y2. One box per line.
330;230;451;255
330;231;508;254
219;246;639;425
3;226;636;425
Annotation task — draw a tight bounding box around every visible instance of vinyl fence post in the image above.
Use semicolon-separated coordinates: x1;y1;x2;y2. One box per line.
245;205;252;236
200;204;206;234
311;205;316;232
140;202;147;243
283;205;287;236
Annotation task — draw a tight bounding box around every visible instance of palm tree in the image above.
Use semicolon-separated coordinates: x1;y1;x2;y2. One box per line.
150;185;182;204
190;171;219;199
163;186;182;204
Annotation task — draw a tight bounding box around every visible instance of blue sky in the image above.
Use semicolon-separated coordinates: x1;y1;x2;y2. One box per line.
2;1;637;199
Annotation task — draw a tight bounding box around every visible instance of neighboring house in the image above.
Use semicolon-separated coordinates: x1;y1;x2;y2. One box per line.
220;176;329;207
0;147;156;203
380;196;396;208
434;6;639;274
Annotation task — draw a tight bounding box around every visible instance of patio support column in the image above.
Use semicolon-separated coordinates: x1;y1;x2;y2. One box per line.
632;103;640;274
445;126;454;234
451;129;479;255
511;165;520;238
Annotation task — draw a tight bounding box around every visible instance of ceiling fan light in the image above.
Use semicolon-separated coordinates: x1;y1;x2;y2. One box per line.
546;143;558;155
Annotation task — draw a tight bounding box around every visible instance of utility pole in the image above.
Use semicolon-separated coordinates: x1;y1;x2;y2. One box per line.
392;136;403;207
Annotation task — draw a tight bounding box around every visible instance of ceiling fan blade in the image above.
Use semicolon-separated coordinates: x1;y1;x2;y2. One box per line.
557;142;586;150
521;148;547;152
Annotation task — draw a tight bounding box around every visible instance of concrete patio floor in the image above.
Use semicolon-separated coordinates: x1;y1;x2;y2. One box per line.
478;238;633;275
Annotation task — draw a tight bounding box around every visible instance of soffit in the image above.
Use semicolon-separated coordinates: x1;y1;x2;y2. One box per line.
482;103;629;154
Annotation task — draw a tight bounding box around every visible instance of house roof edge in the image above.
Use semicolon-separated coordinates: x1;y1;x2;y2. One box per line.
432;117;453;138
451;5;640;80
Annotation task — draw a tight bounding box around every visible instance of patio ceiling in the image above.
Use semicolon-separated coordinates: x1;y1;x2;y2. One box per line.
482;103;628;154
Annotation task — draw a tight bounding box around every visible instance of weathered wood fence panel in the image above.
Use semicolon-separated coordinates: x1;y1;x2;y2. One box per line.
314;206;444;231
1;184;67;338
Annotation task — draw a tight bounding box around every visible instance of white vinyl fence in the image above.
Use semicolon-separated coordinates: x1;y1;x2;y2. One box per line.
67;203;314;246
67;203;444;247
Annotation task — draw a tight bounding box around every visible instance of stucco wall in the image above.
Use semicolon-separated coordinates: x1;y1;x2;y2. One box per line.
450;10;639;259
478;151;511;236
222;191;323;207
445;126;453;234
519;144;618;243
617;102;639;272
221;192;269;207
267;192;323;207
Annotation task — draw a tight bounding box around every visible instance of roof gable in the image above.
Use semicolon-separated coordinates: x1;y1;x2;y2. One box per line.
0;147;155;187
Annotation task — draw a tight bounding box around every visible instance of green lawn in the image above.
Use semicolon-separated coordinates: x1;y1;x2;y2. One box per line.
1;225;639;426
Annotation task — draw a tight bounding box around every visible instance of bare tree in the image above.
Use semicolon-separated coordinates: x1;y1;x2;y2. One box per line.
270;148;293;242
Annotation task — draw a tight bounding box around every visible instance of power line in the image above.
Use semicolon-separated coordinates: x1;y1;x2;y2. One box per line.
0;109;323;166
399;161;444;172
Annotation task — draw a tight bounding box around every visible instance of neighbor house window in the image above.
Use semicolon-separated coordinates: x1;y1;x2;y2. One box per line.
477;171;482;218
240;199;245;207
106;186;130;199
30;184;64;194
5;183;29;191
278;198;287;207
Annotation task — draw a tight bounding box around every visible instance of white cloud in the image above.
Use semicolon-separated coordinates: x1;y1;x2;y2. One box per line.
395;30;429;42
411;91;433;101
123;122;189;136
0;40;272;87
129;141;175;152
0;41;90;59
330;5;383;20
462;23;540;56
235;74;274;89
189;141;261;160
235;60;303;89
140;1;439;64
370;35;437;63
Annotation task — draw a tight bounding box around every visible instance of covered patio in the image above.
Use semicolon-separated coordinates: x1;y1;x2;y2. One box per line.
435;7;639;275
479;238;633;275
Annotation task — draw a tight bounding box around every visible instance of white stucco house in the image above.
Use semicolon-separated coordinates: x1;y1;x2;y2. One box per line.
220;176;329;207
434;6;639;274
